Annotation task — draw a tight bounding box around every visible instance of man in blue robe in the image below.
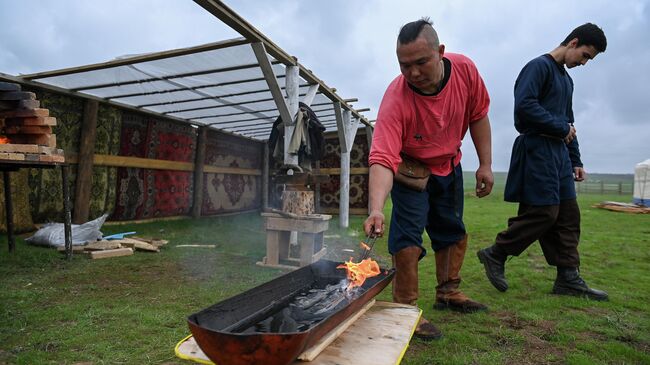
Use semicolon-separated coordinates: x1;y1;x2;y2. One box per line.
477;23;608;301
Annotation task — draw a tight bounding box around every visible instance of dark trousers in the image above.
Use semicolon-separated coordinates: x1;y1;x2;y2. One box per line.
495;199;580;267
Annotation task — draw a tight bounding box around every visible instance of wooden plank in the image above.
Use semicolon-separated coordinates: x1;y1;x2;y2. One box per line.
365;124;374;149
202;165;261;175
4;125;52;134
251;42;294;138
22;38;250;80
117;238;160;252
10;134;56;147
89;247;133;259
334;102;348;153
0;91;35;101
264;217;329;233
84;240;123;251
192;126;208;218
265;230;281;266
0;81;21;91
298;301;420;365
0;152;25;161
39;154;65;163
73;100;99;223
93;154;194;171
4;116;57;126
298;299;376;361
0;143;40;153
0;107;48;118
316;167;369;175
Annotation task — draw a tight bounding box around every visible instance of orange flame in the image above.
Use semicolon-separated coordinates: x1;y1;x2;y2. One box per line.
337;258;381;289
0;136;9;144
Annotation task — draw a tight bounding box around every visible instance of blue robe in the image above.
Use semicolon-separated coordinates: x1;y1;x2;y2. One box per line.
504;54;583;205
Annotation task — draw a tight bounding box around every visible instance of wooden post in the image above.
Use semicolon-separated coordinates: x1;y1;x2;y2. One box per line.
73;99;98;224
365;124;373;150
284;65;300;167
262;143;269;210
335;102;349;228
314;160;321;213
301;84;319;107
192;126;208;218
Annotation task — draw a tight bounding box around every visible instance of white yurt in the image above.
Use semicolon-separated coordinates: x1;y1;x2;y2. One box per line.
633;159;650;206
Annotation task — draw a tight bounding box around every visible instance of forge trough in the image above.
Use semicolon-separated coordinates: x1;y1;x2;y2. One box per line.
188;259;395;365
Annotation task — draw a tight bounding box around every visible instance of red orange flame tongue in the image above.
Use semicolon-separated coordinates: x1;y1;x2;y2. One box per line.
337;258;381;289
0;136;9;144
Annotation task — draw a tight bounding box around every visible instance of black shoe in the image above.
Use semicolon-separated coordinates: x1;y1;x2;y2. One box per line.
477;246;508;292
552;267;609;301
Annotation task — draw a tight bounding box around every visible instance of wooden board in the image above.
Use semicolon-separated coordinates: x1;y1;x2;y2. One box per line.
174;301;420;365
89;247;133;259
4;116;57;126
0;107;48;118
0;143;40;154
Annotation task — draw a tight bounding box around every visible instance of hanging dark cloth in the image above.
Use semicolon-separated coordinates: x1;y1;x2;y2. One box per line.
268;102;325;165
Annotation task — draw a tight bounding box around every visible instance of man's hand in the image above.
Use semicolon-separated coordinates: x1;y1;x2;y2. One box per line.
475;166;494;198
564;125;577;144
574;167;586;182
363;211;385;237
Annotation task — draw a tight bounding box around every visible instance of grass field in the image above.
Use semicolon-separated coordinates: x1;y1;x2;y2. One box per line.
1;186;648;364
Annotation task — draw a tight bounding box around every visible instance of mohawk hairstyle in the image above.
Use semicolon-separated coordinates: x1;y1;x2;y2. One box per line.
398;17;436;46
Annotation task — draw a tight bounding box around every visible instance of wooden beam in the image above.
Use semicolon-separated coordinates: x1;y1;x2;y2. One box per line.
346;114;361;149
334;102;348;153
284;65;299;166
355;108;370;113
344;98;358;103
365;124;374;150
192;126;208;218
22;37;250;80
192;0;372;128
262;143;269;210
72;99;99;224
301;84;320;107
251;42;293;132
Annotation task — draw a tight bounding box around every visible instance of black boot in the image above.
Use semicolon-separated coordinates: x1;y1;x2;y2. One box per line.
477;245;508;292
552;267;609;301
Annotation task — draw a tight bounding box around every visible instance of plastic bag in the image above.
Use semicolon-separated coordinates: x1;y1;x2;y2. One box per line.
25;214;109;247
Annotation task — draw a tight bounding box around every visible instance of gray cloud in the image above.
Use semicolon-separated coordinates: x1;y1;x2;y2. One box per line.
1;0;648;173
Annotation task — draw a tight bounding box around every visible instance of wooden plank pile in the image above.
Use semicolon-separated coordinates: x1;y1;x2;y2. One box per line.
0;81;64;162
57;236;169;259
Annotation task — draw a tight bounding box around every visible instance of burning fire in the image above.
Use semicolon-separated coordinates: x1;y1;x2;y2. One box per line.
0;136;9;144
337;258;381;289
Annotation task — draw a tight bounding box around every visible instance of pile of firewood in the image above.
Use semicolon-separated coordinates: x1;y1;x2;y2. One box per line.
0;81;64;162
57;237;169;259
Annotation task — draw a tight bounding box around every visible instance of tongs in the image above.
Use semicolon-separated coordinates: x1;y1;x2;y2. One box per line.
358;233;379;261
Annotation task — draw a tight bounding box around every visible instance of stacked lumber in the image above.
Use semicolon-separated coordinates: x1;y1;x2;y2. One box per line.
56;236;169;259
0;81;64;163
594;201;650;214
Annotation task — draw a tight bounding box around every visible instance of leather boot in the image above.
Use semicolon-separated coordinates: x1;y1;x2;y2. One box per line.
477;244;509;292
552;267;609;301
434;236;488;313
393;246;442;341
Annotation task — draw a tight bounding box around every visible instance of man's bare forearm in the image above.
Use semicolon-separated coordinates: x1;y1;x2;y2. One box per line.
368;164;394;214
469;116;492;167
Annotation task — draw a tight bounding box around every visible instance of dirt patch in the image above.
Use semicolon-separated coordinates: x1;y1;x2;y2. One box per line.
494;311;566;364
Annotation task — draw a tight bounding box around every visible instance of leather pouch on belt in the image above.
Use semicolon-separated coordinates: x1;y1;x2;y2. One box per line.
394;153;431;192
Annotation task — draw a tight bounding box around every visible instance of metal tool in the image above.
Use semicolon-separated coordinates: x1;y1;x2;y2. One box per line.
358;233;379;261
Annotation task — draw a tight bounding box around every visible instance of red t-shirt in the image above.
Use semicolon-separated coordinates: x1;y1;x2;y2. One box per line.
369;53;490;176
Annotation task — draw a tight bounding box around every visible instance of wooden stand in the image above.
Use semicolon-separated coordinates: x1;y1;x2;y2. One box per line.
258;212;331;270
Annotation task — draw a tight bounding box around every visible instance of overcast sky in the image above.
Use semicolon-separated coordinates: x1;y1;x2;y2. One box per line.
1;0;648;174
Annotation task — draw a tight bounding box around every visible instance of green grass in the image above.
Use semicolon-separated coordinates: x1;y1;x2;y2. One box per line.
1;190;648;364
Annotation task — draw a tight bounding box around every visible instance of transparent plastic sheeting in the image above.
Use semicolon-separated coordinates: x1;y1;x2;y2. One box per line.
28;41;359;140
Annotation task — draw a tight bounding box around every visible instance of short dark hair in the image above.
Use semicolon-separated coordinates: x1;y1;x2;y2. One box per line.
398;17;434;45
561;23;607;53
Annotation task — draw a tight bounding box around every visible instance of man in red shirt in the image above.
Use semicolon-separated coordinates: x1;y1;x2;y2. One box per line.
364;18;494;340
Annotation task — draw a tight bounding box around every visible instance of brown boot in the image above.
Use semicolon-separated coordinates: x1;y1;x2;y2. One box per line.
393;246;443;341
434;235;488;313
